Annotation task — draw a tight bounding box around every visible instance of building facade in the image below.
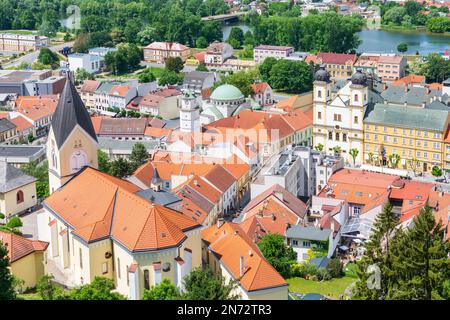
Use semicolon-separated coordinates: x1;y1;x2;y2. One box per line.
313;68;368;164
143;42;190;64
0;33;49;52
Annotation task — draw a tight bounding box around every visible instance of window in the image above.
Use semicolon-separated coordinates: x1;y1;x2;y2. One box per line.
302;241;311;248
292;240;298;246
16;190;24;204
433;142;440;149
144;269;150;290
79;248;83;269
318;111;322;119
343;133;347;142
424;152;428;158
333;114;342;122
335;132;340;141
354;94;359;102
328;132;333;140
117;258;121;279
102;262;108;274
354;116;358;124
354;206;361;215
317;90;322;98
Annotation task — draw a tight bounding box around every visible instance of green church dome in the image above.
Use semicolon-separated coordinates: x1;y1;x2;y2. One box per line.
210;84;244;101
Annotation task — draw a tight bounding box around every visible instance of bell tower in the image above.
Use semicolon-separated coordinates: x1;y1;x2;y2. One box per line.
47;76;98;194
179;90;200;133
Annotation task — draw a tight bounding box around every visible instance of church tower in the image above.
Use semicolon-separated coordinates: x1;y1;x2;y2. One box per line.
179;90;200;133
47;76;98;194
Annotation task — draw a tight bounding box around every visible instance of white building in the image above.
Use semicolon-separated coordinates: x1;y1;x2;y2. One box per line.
251;146;344;199
179;90;201;133
312;67;369;164
68;53;105;74
204;41;233;69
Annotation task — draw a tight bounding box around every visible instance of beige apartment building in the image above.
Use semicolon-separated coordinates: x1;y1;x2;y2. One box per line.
0;33;49;52
143;41;190;64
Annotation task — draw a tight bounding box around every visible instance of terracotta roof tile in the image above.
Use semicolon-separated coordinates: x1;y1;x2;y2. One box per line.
202;222;287;292
0;231;49;263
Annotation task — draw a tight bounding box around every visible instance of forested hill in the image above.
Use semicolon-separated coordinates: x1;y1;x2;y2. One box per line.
0;0;364;53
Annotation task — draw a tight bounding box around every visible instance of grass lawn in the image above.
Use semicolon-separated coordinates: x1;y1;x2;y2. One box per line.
17;292;42;300
287;263;358;299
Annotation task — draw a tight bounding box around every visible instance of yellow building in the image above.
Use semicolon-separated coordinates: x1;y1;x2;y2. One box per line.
0;161;37;217
0;231;48;289
37;77;203;299
363;103;449;172
0;118;18;144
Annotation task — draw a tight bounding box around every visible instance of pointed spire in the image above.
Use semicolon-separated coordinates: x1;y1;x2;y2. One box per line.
51;75;97;148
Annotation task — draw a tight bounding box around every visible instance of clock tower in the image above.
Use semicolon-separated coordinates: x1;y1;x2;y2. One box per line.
47;76;98;194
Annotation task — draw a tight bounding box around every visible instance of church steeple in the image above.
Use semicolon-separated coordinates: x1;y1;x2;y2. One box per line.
51;75;97;148
47;76;98;194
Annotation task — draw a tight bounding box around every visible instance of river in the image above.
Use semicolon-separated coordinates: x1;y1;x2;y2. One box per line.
222;22;450;55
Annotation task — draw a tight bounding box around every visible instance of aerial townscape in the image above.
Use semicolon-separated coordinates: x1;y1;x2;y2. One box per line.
0;0;449;304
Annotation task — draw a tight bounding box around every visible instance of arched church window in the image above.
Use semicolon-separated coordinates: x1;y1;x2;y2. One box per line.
51;149;57;170
317;90;322;98
70;150;88;174
16;190;24;204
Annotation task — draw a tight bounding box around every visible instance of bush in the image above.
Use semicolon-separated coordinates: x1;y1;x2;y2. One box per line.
316;267;332;281
291;263;318;278
327;258;344;278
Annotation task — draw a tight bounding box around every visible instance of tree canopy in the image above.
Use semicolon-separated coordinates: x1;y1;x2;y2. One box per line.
258;233;297;278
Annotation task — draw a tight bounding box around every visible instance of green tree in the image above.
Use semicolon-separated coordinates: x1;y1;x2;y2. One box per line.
165;56;184;74
38;48;59;67
397;42;408;53
68;277;126;300
73;33;91;53
332;146;342;155
383;7;407;25
431;165;443;178
258;233;297;278
422;53;450;83
0;241;16;300
75;68;94;84
352;203;399;300
21;160;49;199
195;64;208;72
389;153;401;168
129;143;149;170
268;60;313;94
315;143;324;152
183;267;240;300
158;70;183;86
215;69;259;97
142;279;181;300
108;157;133;178
426;17;450;33
195;36;208;49
349;148;359;167
228;27;244;48
389;205;450;300
97;150;110;174
37;274;67;300
138;69;156;83
238;44;254;60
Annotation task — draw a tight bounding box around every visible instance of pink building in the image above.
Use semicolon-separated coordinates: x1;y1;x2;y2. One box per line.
377;55;407;82
253;45;295;63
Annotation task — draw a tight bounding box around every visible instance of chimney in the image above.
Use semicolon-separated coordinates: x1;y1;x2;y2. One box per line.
194;179;199;186
217;218;225;229
248;250;253;257
239;256;244;277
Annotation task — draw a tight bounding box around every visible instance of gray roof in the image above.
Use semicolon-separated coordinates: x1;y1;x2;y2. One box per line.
0;118;16;133
364;103;449;132
0;161;36;193
136;188;181;206
98;137;159;151
51;77;97;148
0;145;44;158
285;225;331;241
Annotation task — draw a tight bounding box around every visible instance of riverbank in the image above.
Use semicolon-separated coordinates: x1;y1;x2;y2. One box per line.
380;25;450;37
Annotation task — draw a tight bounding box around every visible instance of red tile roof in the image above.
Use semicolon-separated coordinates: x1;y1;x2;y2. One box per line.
251;82;269;94
202;222;288;292
44;167;200;251
317;52;357;65
0;231;48;263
